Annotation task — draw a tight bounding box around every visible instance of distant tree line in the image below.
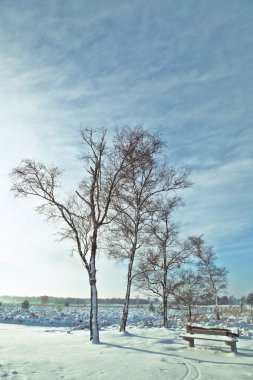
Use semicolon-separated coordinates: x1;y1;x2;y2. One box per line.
0;295;150;306
1;293;252;310
0;295;84;306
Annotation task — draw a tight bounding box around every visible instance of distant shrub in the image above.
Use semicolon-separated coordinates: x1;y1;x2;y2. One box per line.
0;302;2;307
155;304;163;315
148;303;156;313
21;300;30;309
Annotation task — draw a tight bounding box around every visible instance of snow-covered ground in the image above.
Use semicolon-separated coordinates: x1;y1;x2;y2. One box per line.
1;305;253;379
0;304;162;329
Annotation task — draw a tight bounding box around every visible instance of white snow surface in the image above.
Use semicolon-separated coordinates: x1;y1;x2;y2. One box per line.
1;305;253;379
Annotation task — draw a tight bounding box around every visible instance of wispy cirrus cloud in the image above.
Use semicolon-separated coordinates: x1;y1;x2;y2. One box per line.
0;0;252;297
178;158;253;238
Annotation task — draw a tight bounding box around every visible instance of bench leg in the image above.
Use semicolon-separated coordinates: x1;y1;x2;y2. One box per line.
225;341;237;353
185;338;194;348
230;342;237;353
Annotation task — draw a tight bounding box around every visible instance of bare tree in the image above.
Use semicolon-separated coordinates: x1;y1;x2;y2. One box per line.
134;202;193;327
240;296;247;312
247;293;253;307
173;269;204;321
190;236;228;320
10;127;152;343
107;129;191;332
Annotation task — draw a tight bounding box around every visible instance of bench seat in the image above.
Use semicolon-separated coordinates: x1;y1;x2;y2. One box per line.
180;333;238;342
180;333;238;352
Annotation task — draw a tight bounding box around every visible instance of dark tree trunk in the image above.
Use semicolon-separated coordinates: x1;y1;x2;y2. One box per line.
163;254;168;328
188;304;192;321
89;230;99;343
120;259;134;332
163;292;168;327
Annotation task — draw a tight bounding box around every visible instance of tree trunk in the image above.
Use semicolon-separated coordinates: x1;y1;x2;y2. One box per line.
163;255;168;327
89;230;99;343
120;259;134;332
163;292;168;327
90;276;99;343
188;304;192;321
215;295;220;320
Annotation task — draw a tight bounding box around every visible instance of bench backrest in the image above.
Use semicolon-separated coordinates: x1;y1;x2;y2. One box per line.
186;325;239;338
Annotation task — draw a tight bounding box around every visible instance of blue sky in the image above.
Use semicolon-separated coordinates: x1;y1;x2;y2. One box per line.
0;0;252;299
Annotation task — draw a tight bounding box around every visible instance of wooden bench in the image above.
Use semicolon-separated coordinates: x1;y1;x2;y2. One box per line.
180;325;239;353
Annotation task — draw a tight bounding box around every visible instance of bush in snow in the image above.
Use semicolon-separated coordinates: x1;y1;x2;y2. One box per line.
21;300;30;310
148;304;156;313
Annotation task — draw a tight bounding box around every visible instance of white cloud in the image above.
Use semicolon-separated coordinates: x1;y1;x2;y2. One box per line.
0;0;252;297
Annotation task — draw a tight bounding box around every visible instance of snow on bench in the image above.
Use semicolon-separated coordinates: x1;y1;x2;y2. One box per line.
180;324;239;353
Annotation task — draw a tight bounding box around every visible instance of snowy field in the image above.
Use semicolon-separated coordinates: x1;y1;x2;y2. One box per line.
1;305;253;379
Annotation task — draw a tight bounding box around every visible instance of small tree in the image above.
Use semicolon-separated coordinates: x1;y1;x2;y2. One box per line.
148;303;156;312
133;200;193;327
247;293;253;307
173;270;204;321
21;300;30;310
190;236;228;320
240;296;247;312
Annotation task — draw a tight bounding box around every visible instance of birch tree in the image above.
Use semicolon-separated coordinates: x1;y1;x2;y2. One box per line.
190;236;228;320
107;130;191;332
10;127;150;343
173;269;204;321
133;201;193;327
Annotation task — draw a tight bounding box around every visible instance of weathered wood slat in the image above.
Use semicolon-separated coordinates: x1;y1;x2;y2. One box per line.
180;325;239;353
186;325;239;337
180;333;238;342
